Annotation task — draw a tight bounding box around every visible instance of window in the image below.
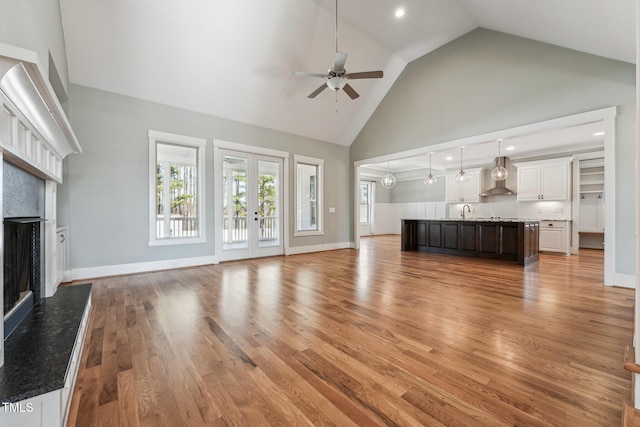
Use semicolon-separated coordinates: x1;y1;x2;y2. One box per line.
295;155;323;235
148;130;206;246
360;182;371;224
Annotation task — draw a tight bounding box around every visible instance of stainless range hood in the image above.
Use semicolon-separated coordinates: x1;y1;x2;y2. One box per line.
480;157;516;196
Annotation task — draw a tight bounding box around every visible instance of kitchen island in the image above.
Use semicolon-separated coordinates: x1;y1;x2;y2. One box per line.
401;219;539;266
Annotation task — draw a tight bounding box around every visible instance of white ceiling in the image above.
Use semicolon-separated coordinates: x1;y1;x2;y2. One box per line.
60;0;635;147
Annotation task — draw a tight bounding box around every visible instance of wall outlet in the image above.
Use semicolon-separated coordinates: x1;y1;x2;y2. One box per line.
328;207;336;213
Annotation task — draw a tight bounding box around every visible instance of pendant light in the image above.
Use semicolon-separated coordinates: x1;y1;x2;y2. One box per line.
424;152;437;185
455;147;469;183
491;139;509;181
380;161;396;189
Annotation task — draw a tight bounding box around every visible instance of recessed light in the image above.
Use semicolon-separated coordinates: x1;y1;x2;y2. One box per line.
506;146;515;151
446;156;453;161
593;132;605;136
395;8;405;18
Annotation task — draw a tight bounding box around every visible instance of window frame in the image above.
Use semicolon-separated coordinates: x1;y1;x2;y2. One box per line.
148;130;206;246
294;154;324;236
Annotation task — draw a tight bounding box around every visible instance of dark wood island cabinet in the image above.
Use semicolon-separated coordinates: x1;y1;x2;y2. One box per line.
401;219;539;266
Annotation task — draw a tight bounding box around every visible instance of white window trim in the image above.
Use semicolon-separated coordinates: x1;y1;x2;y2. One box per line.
294;154;324;237
148;130;206;246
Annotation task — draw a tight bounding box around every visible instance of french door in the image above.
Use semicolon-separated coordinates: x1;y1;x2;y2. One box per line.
215;149;284;261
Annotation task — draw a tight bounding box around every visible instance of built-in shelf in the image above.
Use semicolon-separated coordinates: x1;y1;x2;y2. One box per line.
579;158;605;239
579;163;604;195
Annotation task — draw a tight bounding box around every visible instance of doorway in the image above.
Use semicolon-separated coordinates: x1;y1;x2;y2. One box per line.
353;107;617;286
215;145;286;261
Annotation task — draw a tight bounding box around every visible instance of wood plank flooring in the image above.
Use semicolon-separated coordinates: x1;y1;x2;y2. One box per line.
66;235;634;426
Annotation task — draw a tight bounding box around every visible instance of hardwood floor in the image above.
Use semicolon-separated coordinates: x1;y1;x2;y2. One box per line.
65;235;634;426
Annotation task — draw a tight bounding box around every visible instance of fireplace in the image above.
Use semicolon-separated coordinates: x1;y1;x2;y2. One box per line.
3;217;44;337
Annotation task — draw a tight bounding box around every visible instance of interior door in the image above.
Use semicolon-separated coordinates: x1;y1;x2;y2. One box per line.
217;150;283;261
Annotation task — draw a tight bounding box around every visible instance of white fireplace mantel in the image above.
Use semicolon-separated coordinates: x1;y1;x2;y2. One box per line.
0;43;82;378
0;42;81;182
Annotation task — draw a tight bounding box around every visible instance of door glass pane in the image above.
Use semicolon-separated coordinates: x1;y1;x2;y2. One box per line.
223;155;248;250
257;159;280;248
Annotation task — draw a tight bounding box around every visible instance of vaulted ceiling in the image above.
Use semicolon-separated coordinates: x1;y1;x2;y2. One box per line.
60;0;635;147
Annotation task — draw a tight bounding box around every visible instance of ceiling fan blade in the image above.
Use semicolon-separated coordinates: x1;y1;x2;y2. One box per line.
293;72;328;78
343;83;359;99
334;52;348;71
308;83;329;98
346;71;383;79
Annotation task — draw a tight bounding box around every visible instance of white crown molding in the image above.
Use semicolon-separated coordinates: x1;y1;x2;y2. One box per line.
0;42;81;159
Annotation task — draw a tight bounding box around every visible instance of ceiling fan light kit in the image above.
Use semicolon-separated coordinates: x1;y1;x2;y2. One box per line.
327;76;347;90
292;0;383;100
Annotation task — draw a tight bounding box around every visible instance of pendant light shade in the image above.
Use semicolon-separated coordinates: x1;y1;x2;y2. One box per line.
491;139;509;181
424;153;437;185
455;147;469;183
380;161;396;189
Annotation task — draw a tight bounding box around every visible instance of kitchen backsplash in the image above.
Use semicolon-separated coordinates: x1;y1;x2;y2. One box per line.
449;198;571;220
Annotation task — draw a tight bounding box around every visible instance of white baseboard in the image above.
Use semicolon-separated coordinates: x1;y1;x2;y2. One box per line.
71;255;218;281
69;242;356;281
286;242;354;255
613;273;636;289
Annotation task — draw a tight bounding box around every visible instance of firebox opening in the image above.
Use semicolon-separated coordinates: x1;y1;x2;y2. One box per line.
3;217;45;338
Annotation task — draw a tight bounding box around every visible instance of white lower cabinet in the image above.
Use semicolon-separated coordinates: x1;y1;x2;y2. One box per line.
539;221;571;255
55;228;67;286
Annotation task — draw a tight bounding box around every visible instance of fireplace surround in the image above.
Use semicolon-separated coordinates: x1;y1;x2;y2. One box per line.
0;43;82;427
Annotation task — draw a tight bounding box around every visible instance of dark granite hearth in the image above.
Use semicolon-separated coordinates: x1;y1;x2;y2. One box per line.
0;283;92;403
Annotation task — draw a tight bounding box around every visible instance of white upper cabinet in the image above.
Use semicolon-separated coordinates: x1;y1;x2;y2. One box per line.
514;158;572;202
516;166;540;201
446;168;484;203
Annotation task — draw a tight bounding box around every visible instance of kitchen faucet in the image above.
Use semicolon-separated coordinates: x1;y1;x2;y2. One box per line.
461;204;471;219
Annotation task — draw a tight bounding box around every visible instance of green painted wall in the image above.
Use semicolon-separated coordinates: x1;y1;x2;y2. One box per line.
62;84;350;269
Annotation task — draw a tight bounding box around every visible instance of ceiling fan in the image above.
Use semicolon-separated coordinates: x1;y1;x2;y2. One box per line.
293;0;383;100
